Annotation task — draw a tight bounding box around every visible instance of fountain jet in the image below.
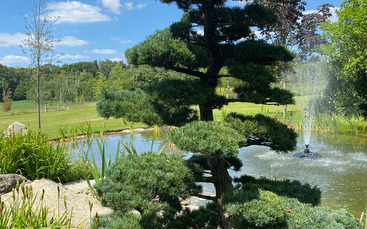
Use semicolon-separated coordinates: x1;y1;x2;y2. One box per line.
293;144;321;159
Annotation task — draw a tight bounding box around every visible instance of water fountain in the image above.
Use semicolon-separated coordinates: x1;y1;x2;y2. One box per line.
292;62;327;159
293;144;321;159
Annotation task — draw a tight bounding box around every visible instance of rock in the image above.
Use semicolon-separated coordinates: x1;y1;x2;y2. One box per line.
3;121;27;136
63;179;96;194
129;209;142;218
1;179;113;228
180;198;190;206
0;174;30;194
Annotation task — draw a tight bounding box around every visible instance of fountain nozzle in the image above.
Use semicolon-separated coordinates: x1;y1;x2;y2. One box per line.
304;144;310;154
293;144;321;159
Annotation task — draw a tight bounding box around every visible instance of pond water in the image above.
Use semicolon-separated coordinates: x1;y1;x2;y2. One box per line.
70;131;367;218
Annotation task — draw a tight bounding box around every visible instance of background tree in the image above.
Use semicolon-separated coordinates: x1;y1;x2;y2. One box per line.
321;0;367;116
97;1;297;227
21;0;59;130
241;0;333;120
1;80;13;112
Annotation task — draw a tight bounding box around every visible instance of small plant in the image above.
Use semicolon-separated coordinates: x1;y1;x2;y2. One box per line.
85;120;94;138
70;125;79;142
1;81;13;113
83;139;121;197
0;181;75;228
58;124;68;141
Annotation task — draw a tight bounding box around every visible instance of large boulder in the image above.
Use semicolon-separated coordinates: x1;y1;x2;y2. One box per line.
3;121;27;136
0;174;30;194
1;179;113;228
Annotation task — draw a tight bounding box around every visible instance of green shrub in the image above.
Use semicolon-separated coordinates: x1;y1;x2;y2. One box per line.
234;175;321;206
91;212;142;229
223;188;360;229
281;198;360;229
224;189;286;228
94;151;200;228
0;131;73;182
170;202;222;229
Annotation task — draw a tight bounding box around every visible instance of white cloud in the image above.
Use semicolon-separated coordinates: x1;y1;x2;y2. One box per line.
58;36;89;47
124;2;146;11
59;54;88;59
88;49;117;54
304;7;339;23
110;37;132;44
101;0;121;14
329;7;339;23
109;58;124;62
0;33;27;47
136;3;146;10
0;55;29;66
47;1;111;24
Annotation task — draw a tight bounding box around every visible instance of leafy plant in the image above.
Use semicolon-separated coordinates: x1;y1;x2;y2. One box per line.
58;124;68;141
83;139;120;197
0;131;72;182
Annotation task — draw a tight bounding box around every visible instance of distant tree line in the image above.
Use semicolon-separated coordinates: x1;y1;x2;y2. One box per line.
0;60;189;105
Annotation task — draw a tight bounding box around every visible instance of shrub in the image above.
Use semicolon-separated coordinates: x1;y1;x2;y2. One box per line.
0;131;72;182
282;198;360;229
224;189;286;228
223;188;360;229
94;151;200;228
91;212;142;229
234;175;321;206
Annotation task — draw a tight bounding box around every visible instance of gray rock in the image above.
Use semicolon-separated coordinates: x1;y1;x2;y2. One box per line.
1;179;113;228
0;174;30;194
3;121;27;136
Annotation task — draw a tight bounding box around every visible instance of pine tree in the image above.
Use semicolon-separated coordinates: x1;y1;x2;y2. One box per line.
97;1;298;227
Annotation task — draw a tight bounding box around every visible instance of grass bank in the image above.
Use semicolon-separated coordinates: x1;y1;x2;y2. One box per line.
0;101;146;138
2;100;366;138
0;100;298;138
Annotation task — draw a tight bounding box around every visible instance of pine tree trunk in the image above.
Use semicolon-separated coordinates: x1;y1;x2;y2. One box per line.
199;102;214;121
207;157;233;229
282;80;287;122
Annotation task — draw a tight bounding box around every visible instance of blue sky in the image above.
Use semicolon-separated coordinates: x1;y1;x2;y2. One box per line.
0;0;343;67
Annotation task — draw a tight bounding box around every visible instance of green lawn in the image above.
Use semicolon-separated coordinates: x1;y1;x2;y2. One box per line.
0;100;298;138
0;102;145;138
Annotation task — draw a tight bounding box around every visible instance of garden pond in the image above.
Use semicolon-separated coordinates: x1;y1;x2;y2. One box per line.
69;131;367;218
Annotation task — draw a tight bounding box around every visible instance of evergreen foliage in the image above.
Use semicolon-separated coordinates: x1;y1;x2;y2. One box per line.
233;175;321;206
223;188;360;229
94;1;358;228
98;1;299;227
94;151;200;227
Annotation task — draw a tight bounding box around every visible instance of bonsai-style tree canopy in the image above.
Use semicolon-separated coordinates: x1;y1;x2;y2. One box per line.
97;1;298;228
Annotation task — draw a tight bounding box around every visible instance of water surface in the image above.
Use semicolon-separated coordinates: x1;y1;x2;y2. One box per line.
70;131;367;217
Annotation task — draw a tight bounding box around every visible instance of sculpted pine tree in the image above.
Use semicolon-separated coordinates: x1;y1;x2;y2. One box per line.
97;1;297;227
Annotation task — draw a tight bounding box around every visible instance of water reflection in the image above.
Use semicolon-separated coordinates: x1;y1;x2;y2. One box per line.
68;131;367;218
